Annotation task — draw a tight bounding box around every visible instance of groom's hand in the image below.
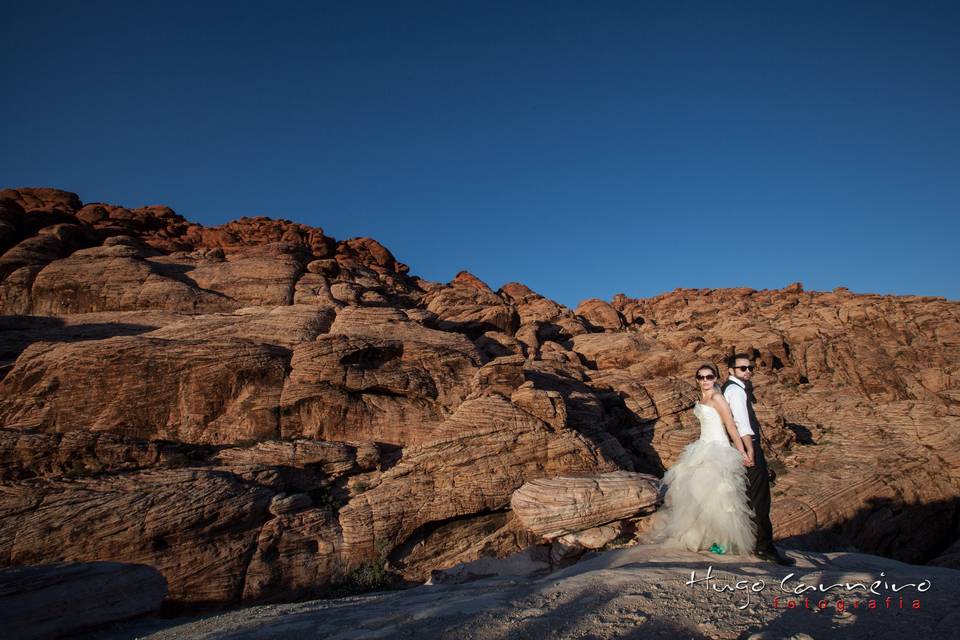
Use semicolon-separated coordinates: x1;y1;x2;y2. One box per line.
740;435;755;467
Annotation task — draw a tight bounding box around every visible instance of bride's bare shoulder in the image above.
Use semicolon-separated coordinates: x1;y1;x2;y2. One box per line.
704;393;731;412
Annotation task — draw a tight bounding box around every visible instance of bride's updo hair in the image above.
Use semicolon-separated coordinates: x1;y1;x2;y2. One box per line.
695;362;719;378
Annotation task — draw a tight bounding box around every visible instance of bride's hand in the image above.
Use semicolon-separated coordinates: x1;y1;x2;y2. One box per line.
740;450;753;466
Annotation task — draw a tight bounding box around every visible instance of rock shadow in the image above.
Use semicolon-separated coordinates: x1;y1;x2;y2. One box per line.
783;422;814;445
777;495;960;566
522;367;664;475
0;316;162;378
144;260;239;301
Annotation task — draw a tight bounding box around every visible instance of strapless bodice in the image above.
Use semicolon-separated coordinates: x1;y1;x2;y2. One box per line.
694;402;729;443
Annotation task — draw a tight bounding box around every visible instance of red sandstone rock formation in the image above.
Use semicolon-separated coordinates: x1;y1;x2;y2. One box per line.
0;187;958;609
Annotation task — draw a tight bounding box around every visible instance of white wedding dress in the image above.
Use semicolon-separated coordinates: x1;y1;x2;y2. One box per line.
648;402;756;554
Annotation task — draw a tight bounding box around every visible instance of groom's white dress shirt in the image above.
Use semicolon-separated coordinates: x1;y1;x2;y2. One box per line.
723;375;755;438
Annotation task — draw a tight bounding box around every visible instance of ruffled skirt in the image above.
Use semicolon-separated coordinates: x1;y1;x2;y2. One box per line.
647;438;757;554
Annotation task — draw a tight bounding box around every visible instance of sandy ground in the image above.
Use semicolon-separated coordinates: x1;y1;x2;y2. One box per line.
83;545;960;640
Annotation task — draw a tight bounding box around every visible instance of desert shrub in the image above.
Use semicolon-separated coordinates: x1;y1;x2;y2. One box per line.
325;540;394;598
310;485;343;514
63;460;88;479
351;480;369;495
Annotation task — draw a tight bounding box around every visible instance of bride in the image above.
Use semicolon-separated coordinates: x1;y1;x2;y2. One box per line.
647;363;757;555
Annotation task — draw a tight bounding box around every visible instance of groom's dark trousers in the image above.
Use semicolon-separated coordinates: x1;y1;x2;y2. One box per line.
745;432;775;553
722;379;775;554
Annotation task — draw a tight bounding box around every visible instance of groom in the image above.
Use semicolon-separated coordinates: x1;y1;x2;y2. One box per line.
722;353;795;566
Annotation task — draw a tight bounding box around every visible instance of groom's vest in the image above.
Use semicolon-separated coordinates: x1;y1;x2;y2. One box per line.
721;378;763;442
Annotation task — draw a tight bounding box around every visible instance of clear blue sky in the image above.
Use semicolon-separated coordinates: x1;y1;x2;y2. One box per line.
3;1;958;308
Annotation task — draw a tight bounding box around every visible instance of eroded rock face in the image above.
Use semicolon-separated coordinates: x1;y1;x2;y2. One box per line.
389;511;541;583
337;395;623;559
27;241;316;315
575;297;625;332
280;333;481;445
0;469;273;604
0;187;958;612
0;336;289;443
241;507;343;603
144;304;336;348
423;270;520;337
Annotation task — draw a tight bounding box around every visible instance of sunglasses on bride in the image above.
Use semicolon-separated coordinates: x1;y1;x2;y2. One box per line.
695;373;716;381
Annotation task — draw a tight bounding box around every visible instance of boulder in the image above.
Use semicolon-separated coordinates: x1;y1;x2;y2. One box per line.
511;471;660;539
0;561;167;640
